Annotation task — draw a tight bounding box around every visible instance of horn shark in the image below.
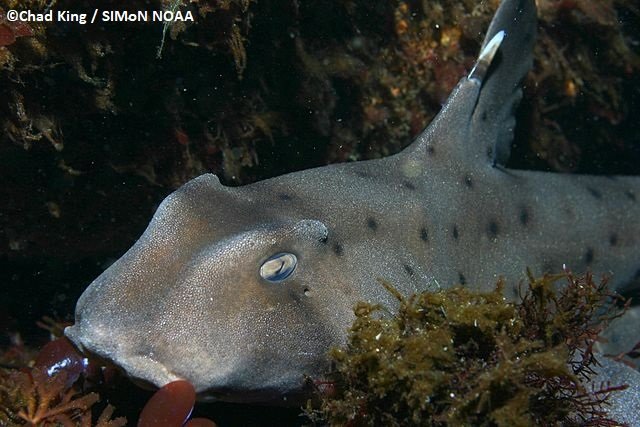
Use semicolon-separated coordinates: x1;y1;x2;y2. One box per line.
65;0;640;407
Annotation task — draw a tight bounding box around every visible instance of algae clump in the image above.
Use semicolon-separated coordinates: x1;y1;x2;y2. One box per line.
309;272;628;426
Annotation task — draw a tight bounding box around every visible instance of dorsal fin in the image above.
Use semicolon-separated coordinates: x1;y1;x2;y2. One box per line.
402;0;536;168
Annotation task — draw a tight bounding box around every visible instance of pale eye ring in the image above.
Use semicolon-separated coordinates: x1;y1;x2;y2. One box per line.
260;252;297;282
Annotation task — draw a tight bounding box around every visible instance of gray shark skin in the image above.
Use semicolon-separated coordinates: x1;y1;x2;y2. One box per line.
65;0;640;408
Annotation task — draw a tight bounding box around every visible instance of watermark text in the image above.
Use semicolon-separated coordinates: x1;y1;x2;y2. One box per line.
5;9;195;25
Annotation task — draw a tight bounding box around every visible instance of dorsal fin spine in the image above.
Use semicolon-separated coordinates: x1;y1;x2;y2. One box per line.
468;30;506;83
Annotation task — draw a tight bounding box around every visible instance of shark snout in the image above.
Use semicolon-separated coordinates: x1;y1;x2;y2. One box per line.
65;316;199;392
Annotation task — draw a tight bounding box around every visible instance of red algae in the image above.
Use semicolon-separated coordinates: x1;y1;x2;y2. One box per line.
137;380;196;427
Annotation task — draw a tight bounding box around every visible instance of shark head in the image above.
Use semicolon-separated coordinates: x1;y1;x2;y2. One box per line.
65;174;354;403
66;0;539;405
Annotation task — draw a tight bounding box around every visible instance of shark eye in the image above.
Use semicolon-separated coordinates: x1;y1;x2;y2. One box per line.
260;252;297;282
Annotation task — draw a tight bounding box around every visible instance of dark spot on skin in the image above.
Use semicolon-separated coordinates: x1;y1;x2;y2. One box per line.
625;190;637;202
366;217;378;231
427;145;435;156
320;234;328;244
487;220;499;238
452;226;459;240
420;227;429;242
278;193;292;201
402;181;416;190
404;264;414;277
512;285;520;299
481;111;488;122
458;272;466;285
609;233;618;247
519;207;530;226
486;146;493;160
584;248;594;265
333;243;343;256
563;206;575;219
287;288;302;304
463;175;473;188
586;187;602;200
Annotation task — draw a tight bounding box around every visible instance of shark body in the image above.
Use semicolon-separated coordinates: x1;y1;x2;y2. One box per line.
66;0;640;406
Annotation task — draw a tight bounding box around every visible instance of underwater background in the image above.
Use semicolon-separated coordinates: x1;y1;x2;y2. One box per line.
1;0;639;425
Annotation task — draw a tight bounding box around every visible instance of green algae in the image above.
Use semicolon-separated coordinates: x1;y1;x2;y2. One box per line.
309;273;628;426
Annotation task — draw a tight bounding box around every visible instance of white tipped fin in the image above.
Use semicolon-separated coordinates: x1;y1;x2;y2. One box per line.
468;30;506;83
